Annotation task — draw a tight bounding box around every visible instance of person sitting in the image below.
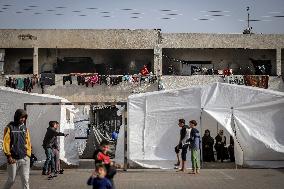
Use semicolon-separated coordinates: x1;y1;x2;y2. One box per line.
93;140;116;189
202;129;215;162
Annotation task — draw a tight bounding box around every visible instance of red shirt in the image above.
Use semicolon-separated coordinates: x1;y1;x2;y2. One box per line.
97;152;110;164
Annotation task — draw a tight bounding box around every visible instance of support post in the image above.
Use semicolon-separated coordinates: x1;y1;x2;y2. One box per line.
199;108;204;168
231;107;237;170
276;48;282;76
154;46;162;91
154;30;163;91
33;47;39;75
123;105;128;171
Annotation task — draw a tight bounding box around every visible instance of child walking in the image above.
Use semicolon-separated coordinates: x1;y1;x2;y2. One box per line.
87;164;112;189
93;140;117;188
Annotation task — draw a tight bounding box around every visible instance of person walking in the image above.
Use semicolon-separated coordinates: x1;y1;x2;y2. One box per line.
189;120;201;174
42;121;68;179
2;109;31;189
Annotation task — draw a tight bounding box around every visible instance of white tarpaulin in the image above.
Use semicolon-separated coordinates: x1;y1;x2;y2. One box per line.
128;82;284;168
0;87;79;166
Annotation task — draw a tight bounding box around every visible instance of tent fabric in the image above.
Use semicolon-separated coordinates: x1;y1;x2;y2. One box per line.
128;82;284;168
0;86;79;166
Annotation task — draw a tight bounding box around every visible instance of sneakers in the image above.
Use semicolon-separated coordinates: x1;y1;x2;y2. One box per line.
59;169;64;174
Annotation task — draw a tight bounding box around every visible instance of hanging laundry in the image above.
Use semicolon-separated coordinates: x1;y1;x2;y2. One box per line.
63;75;72;85
16;78;24;90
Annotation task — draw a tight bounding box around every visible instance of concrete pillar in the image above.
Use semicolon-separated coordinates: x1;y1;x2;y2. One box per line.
281;49;284;78
154;44;162;76
0;49;5;73
33;47;39;75
276;48;282;76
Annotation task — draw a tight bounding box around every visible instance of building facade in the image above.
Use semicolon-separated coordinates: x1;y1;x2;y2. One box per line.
0;29;283;102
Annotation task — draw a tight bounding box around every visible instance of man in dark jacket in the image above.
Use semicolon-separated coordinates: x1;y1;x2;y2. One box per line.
174;119;191;172
42;121;68;178
3;109;31;189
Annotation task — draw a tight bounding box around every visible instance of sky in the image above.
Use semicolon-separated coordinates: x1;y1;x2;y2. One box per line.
0;0;284;34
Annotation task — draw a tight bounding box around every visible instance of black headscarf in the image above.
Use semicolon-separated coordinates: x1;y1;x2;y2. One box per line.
13;109;28;125
202;129;214;146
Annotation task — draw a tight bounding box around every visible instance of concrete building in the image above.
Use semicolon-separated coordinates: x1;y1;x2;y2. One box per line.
0;29;283;102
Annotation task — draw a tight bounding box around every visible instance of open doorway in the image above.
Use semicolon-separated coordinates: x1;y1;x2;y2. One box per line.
200;111;238;169
74;105;125;161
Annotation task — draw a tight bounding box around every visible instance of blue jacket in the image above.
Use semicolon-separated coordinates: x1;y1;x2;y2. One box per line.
87;177;112;189
190;128;201;150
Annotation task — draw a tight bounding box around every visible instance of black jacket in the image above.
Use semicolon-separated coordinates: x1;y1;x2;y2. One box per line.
42;127;65;148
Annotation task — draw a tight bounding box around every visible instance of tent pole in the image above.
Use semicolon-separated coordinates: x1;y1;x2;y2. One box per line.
123;105;128;171
231;107;238;170
200;108;204;168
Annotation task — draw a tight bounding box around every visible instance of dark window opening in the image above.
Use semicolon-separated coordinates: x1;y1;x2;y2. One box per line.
55;57;96;74
250;59;272;75
19;59;33;74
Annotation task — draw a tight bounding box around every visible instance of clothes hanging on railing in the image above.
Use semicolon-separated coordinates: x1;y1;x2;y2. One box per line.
62;73;157;87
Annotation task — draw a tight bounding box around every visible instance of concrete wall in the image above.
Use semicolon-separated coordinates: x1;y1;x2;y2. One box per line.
161;76;284;92
163;48;277;75
1;30;284;50
0;29;158;49
162;33;284;49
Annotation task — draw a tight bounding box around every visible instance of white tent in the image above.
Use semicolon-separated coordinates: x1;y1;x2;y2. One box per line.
128;82;284;168
0;87;79;166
